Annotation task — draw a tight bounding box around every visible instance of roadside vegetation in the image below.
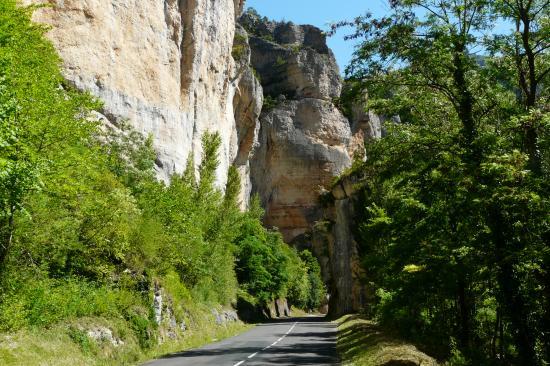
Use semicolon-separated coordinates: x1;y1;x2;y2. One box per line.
333;0;549;364
0;1;325;364
337;314;437;366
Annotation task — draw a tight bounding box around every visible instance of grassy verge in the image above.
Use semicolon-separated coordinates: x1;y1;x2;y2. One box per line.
336;314;438;366
0;311;252;366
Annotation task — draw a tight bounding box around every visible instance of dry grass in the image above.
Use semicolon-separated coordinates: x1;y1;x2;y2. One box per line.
336;314;438;366
0;314;252;366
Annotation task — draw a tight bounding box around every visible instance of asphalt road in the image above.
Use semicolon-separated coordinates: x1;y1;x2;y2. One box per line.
143;316;340;366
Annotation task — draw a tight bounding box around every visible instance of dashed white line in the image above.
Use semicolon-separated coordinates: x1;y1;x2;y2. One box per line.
234;321;299;366
286;322;297;334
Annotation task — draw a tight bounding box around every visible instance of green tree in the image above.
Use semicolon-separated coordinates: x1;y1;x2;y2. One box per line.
0;78;38;270
490;0;549;174
234;198;285;304
0;1;99;274
299;250;326;310
336;0;549;363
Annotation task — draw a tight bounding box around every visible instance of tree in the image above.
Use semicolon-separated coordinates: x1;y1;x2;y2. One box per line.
336;0;549;363
0;78;38;271
490;0;550;174
299;250;326;310
0;1;99;274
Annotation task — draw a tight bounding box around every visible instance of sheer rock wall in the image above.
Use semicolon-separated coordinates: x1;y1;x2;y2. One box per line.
26;0;258;196
241;13;381;316
241;12;361;242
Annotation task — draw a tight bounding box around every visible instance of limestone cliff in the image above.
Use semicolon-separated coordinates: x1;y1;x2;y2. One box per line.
241;11;361;242
25;0;260;199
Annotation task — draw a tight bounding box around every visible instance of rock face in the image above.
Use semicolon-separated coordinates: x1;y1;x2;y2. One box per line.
232;24;264;207
251;99;352;240
239;12;379;316
312;174;372;317
241;25;341;100
26;0;259;192
242;11;366;242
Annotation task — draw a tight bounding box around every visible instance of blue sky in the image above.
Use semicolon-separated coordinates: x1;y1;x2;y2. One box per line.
245;0;392;72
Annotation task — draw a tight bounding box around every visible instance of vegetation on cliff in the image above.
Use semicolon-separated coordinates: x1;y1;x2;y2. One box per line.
0;1;325;363
335;0;549;364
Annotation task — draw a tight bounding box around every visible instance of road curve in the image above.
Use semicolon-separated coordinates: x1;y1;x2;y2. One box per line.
142;316;339;366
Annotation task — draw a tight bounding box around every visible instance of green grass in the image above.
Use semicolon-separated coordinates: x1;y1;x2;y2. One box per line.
336;314;438;366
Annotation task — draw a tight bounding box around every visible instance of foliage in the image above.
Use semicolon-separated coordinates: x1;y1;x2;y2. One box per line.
0;0;100;272
290;43;301;54
241;8;275;42
262;95;279;111
234;198;289;304
295;250;326;310
234;198;325;308
275;56;287;68
232;33;248;62
335;0;549;364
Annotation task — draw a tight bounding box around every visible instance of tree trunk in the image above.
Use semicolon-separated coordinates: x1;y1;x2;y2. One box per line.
457;275;471;349
518;8;542;175
0;210;15;274
452;45;476;149
492;308;500;359
490;205;538;365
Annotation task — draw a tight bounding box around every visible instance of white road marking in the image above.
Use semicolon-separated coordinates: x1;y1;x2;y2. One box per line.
234;321;299;365
286;322;297;334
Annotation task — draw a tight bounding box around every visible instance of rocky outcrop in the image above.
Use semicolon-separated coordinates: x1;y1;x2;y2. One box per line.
240;16;341;101
25;0;261;190
241;11;357;242
236;296;291;322
312;174;372;317
239;12;381;315
86;326;124;347
251;99;352;240
232;24;264;208
212;309;240;325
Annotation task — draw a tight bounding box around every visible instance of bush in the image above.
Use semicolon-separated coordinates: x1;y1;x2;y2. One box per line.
262;95;279;111
0;278;144;331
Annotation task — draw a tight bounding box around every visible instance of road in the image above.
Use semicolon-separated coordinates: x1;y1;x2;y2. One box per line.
143;316;340;366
